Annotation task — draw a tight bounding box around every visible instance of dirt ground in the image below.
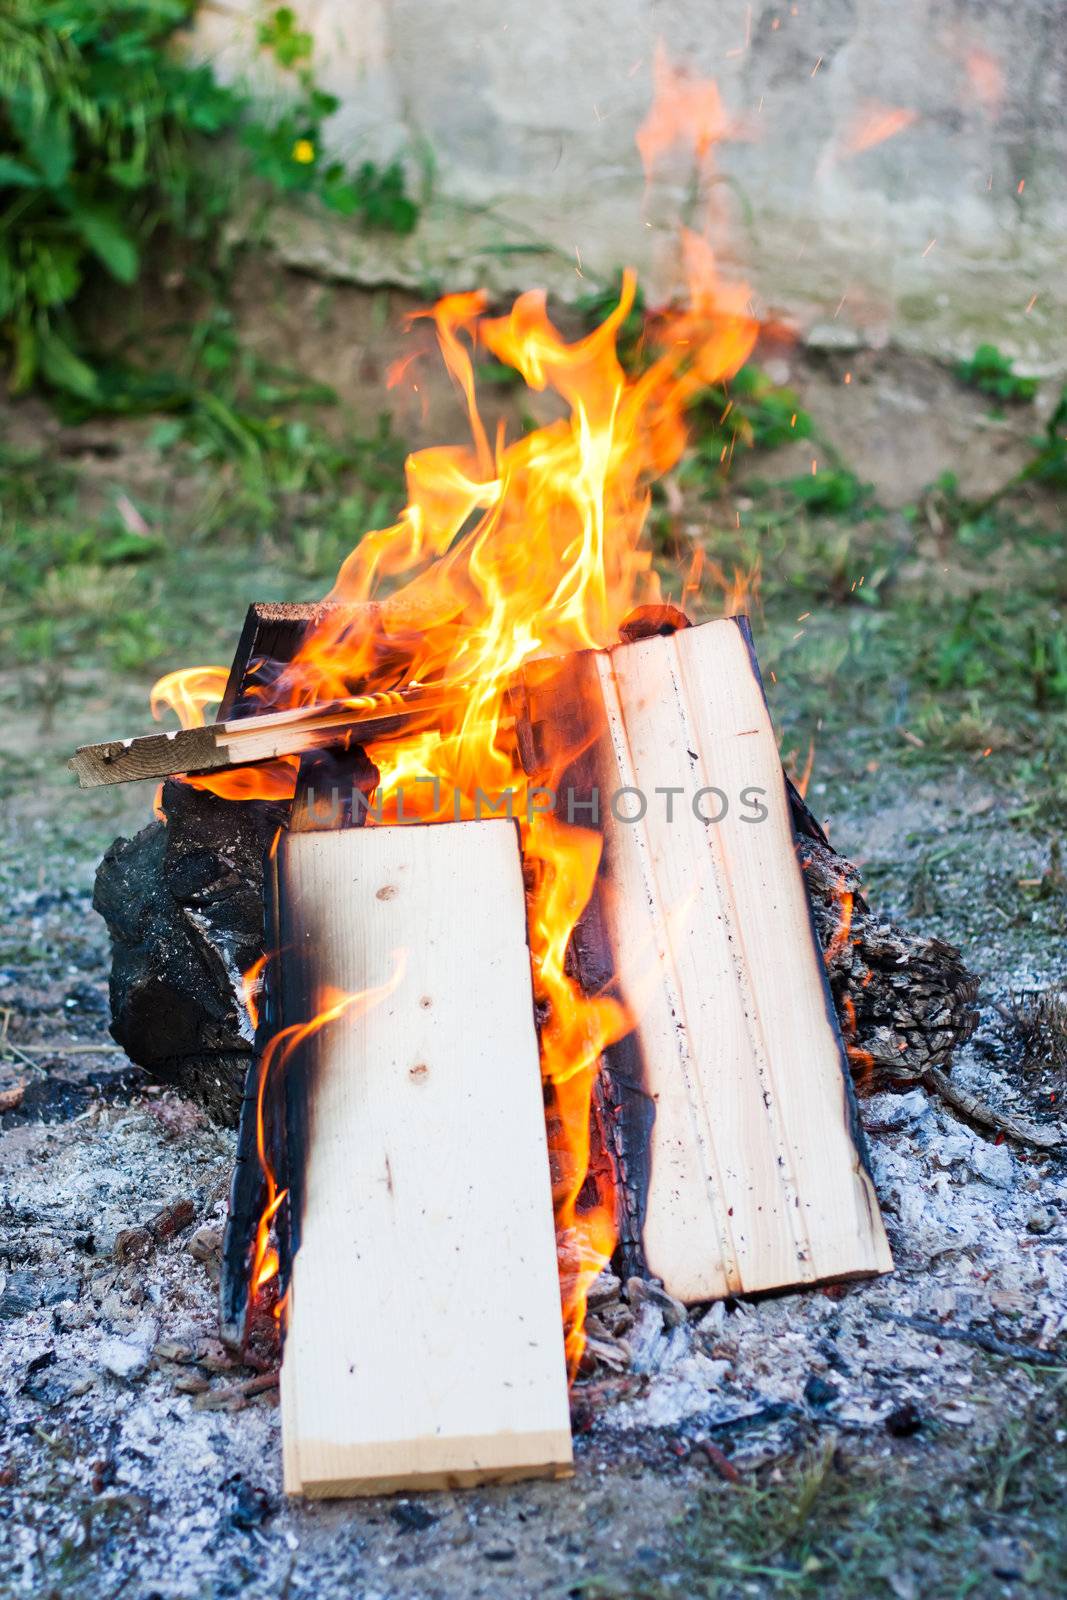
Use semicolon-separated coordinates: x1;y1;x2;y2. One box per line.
1;271;1065;1598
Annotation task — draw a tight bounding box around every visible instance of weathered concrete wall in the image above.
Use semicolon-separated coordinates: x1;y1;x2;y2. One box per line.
195;0;1067;364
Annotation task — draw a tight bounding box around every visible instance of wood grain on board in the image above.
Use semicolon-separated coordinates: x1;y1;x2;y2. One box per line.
521;616;893;1303
276;819;572;1497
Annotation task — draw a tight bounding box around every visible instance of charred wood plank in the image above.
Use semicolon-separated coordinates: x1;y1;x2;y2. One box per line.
219;746;379;1354
69;683;461;790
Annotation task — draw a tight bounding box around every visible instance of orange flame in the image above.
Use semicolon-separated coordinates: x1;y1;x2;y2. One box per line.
150;664;298;801
825;876;854;965
965;48;1003;117
250;960;407;1303
242;953;269;1034
150;665;228;728
153;77;759;1370
637;41;732;179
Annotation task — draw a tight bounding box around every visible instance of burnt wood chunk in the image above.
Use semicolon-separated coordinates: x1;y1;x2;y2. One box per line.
617;602;692;642
92;778;288;1124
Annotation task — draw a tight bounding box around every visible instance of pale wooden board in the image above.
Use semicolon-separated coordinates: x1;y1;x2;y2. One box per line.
276;819;573;1497
591;618;892;1302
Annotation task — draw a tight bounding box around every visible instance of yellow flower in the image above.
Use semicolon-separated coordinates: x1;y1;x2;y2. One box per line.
292;139;315;165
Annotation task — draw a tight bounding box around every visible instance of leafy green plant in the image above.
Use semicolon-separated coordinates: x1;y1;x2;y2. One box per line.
703;365;813;452
1016;384;1067;491
959;385;1067;519
0;0;421;399
0;0;237;394
956;342;1038;403
678;367;814;496
786;466;871;517
245;8;419;232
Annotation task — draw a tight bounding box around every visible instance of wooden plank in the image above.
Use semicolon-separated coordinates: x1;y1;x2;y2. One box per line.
68;682;463;789
276;819;572;1497
219;602;341;719
521;618;892;1303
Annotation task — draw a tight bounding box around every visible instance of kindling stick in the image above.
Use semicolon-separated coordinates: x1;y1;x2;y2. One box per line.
68;683;465;789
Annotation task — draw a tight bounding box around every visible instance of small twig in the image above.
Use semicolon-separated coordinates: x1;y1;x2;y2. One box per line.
923;1066;1064;1151
694;1439;742;1483
193;1370;279;1409
872;1309;1066;1368
0;1042;47;1078
12;1042;123;1055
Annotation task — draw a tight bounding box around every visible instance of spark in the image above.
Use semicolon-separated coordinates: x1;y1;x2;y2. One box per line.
921;237;937;257
811;458;818;474
1017;178;1025;194
1025;292;1038;314
575;245;584;279
811;55;823;76
843;371;852;384
833;291;847;319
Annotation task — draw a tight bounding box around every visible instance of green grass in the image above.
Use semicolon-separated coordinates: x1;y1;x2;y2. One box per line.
585;1376;1067;1598
0;327;408;683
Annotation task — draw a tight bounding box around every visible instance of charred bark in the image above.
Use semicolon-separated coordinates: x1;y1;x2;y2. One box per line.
219;745;379;1352
92;779;287;1124
797;817;980;1083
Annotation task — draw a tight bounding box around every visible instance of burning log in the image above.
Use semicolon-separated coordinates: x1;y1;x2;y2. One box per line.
273;819;572;1495
92;604;979;1125
518;616;893;1302
92;775;289;1123
794;816;981;1082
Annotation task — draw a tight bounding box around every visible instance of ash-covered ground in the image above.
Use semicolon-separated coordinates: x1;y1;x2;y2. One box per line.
1;753;1064;1600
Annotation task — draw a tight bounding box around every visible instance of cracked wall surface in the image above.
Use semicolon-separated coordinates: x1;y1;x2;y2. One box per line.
194;1;1066;362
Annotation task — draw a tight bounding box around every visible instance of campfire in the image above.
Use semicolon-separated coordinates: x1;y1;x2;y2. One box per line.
72;319;979;1496
70;76;980;1499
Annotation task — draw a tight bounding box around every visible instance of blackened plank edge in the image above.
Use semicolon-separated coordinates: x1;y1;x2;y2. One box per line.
517;650;655;1282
